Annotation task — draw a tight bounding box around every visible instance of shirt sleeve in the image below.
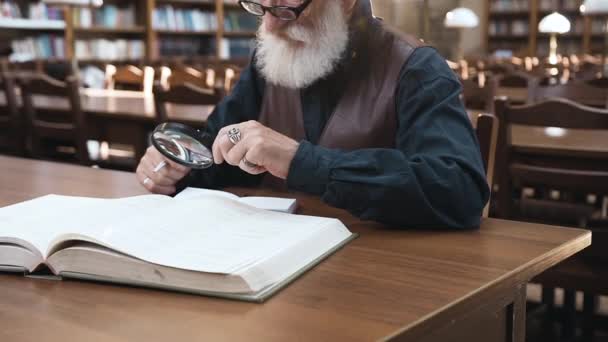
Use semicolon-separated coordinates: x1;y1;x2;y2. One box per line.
286;47;490;229
182;56;266;190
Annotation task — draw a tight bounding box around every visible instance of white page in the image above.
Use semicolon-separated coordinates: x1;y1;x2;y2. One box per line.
176;187;297;213
0;194;172;258
1;194;348;275
174;188;240;201
239;197;297;213
64;196;345;274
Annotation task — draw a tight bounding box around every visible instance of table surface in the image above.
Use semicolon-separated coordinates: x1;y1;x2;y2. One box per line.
0;88;215;126
2;89;607;155
0;156;591;341
468;109;608;156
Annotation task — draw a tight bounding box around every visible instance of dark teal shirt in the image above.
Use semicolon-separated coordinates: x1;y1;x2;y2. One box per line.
186;47;490;229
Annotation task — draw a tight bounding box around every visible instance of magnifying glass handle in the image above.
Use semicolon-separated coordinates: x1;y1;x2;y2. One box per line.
153;161;168;173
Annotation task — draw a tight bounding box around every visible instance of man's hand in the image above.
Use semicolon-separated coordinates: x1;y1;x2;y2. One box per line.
136;146;191;195
212;120;300;179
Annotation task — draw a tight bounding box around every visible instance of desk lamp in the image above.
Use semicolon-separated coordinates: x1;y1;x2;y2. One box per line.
538;12;571;65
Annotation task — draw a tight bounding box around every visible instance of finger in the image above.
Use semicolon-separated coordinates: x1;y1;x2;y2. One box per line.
213;126;242;165
212;125;234;163
147;145;190;174
240;150;266;175
141;157;177;186
136;168;176;194
224;135;255;166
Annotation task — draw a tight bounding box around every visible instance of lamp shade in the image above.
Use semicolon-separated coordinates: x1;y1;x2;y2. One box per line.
444;8;479;28
580;0;608;14
538;12;571;34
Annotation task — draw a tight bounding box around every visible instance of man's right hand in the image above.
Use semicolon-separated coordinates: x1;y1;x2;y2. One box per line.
136;146;191;195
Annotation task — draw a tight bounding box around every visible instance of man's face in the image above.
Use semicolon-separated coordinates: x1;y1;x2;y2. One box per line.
258;0;326;38
254;0;351;88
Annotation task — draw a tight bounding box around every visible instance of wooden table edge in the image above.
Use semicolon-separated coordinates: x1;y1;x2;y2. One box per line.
382;228;591;341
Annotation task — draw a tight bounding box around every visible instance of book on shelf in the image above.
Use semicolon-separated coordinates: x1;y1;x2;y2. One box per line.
10;35;65;61
157;37;216;57
0;0;23;18
0;189;354;302
75;39;144;61
220;38;255;59
73;5;135;29
153;5;217;32
0;1;63;20
491;0;530;12
224;11;258;32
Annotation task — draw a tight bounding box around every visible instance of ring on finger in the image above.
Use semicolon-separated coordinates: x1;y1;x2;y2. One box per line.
143;177;151;185
242;157;258;169
227;127;242;145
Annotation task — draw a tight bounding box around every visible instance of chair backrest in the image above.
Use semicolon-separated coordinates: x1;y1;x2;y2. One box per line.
161;65;214;90
493;97;608;219
105;64;154;94
532;81;608;109
153;81;221;123
0;73;24;155
213;64;242;95
461;77;495;113
586;77;608;89
20;74;89;164
475;113;499;218
495;71;538;105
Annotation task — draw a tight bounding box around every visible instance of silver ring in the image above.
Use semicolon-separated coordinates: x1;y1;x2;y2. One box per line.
143;177;151;185
242;157;258;169
227;127;242;145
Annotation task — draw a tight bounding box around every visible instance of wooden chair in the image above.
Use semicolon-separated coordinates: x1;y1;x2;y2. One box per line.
159;65;215;90
212;64;242;96
105;64;154;94
586;77;608;89
20;74;89;165
532;81;608;109
461;77;495;113
153;81;220;124
0;73;24;156
493;97;608;340
475;113;498;218
495;72;538;105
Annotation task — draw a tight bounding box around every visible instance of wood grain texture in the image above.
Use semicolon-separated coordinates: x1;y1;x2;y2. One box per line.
0;156;591;342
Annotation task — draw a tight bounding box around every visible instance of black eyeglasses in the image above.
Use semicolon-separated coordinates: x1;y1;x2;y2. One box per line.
238;0;313;21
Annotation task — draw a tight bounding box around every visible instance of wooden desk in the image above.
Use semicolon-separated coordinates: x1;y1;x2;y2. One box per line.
468;109;608;157
1;89;214;126
0;89;214;161
0;156;591;342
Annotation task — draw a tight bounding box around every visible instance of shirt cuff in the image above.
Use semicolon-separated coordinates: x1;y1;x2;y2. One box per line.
286;140;335;195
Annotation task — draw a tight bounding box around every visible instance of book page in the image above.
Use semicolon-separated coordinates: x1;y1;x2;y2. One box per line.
239;197;297;213
174;188;239;201
55;196;348;274
175;187;297;213
0;194;172;258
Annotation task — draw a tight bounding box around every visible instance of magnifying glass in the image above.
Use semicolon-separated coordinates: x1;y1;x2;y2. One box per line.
150;122;215;169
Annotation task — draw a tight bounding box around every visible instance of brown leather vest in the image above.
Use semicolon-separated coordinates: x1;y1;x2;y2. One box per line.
258;11;424;188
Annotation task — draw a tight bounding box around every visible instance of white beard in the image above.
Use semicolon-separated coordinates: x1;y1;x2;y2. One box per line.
255;1;349;89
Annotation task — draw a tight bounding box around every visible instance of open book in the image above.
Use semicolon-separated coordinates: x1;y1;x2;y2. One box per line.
0;191;354;302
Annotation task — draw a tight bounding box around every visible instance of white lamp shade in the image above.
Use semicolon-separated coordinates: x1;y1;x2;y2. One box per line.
444;8;479;28
538;12;571;34
580;0;608;14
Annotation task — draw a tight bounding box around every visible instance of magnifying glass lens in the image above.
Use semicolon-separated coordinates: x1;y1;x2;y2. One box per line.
151;123;214;169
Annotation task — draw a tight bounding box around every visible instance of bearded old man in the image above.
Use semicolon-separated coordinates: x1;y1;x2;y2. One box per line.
136;0;490;229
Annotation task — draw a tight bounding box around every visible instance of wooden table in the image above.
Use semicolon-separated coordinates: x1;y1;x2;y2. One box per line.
1;89;214;161
468;109;608;157
0;156;591;342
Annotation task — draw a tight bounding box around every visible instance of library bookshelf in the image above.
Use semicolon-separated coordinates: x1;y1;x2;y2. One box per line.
484;0;607;57
0;0;257;65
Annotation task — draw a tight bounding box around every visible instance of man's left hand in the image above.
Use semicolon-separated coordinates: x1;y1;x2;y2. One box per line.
212;120;300;180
